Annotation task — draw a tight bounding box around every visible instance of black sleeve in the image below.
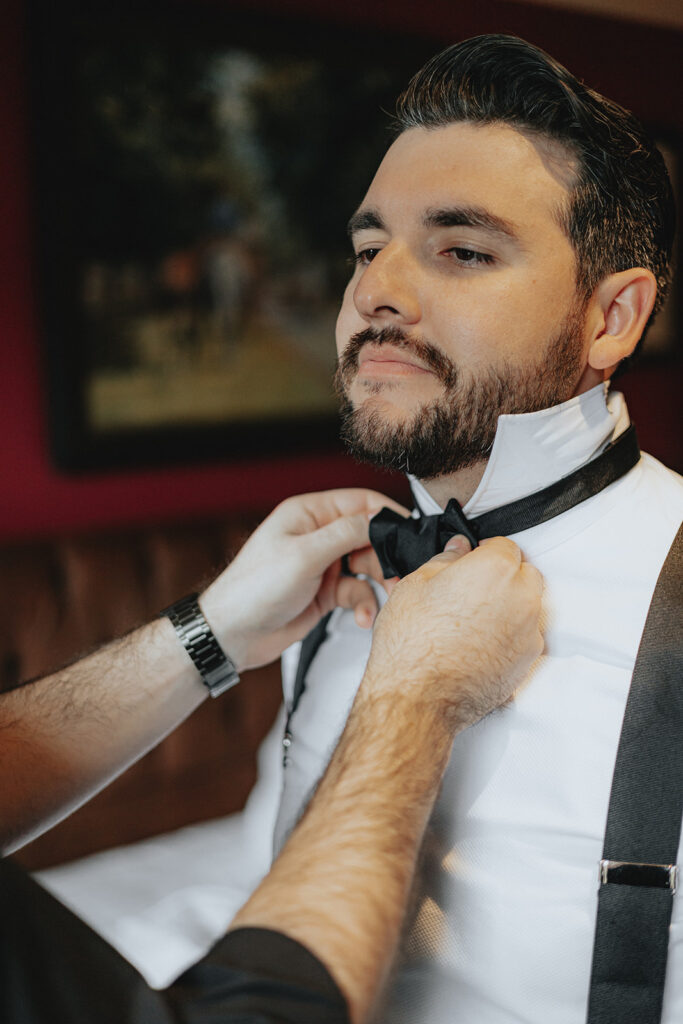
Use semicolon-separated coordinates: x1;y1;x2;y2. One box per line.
0;857;350;1024
164;926;351;1024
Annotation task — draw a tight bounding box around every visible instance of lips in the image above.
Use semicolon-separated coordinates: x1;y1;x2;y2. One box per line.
357;344;433;375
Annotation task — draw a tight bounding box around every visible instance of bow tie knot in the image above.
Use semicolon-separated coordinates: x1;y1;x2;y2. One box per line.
370;499;479;579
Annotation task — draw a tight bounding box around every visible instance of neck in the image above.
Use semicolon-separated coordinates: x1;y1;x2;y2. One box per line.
420;459;489;509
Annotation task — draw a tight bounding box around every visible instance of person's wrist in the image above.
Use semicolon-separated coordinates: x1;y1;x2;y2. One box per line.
196;588;250;673
361;653;498;743
355;671;461;746
161;593;242;698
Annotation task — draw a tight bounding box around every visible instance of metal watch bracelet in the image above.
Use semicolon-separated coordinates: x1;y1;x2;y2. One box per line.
161;593;240;698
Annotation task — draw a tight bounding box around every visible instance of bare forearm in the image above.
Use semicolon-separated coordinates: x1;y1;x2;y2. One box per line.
0;616;206;854
0;488;401;856
232;538;543;1020
231;691;457;1024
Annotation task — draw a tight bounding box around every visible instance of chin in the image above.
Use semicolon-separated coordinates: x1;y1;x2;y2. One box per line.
351;383;435;419
353;398;419;431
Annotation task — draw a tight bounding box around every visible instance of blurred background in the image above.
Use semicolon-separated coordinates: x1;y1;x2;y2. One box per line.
1;0;681;870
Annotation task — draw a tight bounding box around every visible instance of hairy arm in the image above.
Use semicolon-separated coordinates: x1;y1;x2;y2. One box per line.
232;538;544;1023
0;489;406;855
0;617;206;854
231;690;454;1023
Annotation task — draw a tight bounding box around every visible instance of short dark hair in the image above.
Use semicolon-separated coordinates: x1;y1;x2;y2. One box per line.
394;34;675;369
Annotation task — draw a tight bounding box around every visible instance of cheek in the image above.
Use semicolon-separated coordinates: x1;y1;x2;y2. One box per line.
438;273;575;365
335;279;362;356
433;291;508;365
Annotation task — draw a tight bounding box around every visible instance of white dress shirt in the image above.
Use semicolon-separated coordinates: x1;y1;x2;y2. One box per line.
277;384;683;1024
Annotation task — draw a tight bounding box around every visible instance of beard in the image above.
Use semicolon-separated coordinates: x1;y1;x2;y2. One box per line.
333;306;587;481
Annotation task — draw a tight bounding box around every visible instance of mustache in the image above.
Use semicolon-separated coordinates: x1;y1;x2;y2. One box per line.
336;326;459;390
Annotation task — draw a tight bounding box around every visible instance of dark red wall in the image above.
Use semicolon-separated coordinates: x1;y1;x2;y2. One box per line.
1;0;681;541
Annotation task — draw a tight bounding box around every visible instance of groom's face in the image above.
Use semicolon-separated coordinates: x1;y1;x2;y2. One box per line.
334;120;592;477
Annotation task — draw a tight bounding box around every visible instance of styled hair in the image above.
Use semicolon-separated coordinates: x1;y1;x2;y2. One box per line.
394;35;675;368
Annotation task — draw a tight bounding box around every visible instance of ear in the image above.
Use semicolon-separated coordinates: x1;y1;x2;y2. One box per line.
586;269;657;376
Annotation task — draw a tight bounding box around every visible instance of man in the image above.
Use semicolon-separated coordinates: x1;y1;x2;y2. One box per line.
273;34;683;1024
1;489;544;1022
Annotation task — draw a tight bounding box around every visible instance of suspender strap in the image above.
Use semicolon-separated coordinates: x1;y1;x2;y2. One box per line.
290;612;333;716
282;612;333;765
587;522;683;1024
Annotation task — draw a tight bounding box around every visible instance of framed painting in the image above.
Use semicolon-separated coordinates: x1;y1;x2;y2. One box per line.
29;0;436;471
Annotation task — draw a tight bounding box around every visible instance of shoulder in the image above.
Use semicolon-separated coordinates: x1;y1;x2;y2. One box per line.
638;451;683;486
629;453;683;520
593;452;683;576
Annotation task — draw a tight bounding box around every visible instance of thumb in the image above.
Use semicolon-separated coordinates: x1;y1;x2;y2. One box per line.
444;535;473;555
415;535;473;580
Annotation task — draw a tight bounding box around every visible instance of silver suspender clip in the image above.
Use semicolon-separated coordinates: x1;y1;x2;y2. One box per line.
599;859;678;894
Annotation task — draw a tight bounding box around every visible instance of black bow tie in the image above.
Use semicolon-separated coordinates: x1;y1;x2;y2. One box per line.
370;424;640;578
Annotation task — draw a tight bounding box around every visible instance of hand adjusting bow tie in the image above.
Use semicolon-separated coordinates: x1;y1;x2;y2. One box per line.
369;424;641;579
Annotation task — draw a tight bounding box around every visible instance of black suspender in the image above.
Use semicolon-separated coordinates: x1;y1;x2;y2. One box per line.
586;522;683;1024
282;612;332;766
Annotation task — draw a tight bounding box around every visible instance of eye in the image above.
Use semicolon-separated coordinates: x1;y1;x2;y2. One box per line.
445;247;495;266
350;248;381;267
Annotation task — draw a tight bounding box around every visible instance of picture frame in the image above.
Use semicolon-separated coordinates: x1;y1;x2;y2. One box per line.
29;0;437;471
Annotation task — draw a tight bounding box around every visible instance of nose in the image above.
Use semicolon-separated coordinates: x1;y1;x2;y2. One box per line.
353;244;421;327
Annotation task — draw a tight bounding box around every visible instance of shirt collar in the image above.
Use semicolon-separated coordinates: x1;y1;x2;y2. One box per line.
409;383;630;516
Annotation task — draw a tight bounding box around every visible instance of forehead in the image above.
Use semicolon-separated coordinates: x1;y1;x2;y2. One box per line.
360;122;576;235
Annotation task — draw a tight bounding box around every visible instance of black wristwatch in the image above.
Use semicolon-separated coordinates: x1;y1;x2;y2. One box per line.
161;593;240;698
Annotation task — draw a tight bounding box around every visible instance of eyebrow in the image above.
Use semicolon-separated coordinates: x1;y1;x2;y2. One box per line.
423;206;519;241
347;205;519;242
347;209;385;238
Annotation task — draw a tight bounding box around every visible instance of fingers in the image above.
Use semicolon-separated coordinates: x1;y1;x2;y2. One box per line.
443;535;473;556
336;576;378;630
304;512;379;574
278;489;411;533
477;536;524;565
519;562;545;595
265;490;411;582
346;546;385;584
400;536;535;598
349;534;474;593
363;530;546;730
347;547;402;598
